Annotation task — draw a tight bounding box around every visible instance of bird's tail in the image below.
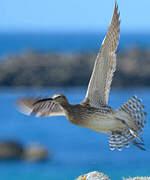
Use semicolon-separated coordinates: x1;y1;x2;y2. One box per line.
109;96;147;151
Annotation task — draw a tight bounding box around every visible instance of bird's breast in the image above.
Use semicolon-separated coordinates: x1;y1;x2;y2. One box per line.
83;113;119;133
66;110;122;134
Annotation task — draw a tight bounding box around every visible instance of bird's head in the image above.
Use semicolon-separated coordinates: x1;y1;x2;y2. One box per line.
52;94;68;105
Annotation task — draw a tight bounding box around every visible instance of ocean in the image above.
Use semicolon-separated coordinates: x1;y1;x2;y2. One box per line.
0;32;150;58
0;32;150;179
0;87;149;180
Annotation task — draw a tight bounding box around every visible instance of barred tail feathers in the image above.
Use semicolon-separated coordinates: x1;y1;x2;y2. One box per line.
118;95;146;131
109;95;146;151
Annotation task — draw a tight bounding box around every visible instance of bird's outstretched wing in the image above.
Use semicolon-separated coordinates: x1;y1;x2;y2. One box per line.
85;2;120;107
16;98;65;117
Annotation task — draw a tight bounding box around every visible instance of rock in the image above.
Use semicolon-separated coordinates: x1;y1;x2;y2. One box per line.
1;49;150;87
22;143;49;161
124;177;150;180
76;171;111;180
0;141;23;159
76;175;86;180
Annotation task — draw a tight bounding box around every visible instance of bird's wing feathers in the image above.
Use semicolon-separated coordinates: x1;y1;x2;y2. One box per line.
85;3;120;107
16;98;65;117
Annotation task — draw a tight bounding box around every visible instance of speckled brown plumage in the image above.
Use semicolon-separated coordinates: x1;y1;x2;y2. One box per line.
16;2;147;151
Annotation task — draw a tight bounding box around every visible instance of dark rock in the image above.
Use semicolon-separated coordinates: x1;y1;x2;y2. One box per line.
0;141;23;159
0;49;150;87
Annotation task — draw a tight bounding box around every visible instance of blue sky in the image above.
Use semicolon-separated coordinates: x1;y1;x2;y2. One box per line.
1;0;150;32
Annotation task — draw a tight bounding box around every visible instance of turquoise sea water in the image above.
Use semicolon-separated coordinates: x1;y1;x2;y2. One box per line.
1;32;150;57
0;87;150;180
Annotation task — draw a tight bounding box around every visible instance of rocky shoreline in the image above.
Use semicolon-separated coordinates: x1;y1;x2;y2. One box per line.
0;48;150;87
0;141;49;161
76;171;150;180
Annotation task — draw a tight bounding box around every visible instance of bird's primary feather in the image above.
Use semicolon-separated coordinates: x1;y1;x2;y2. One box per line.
85;2;120;107
17;98;65;117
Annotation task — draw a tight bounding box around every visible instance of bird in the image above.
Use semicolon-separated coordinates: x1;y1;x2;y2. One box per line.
16;2;147;151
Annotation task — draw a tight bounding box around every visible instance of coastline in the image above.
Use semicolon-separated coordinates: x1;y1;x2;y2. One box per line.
0;48;149;88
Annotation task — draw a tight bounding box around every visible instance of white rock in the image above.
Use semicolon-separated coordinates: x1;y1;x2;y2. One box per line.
86;171;111;180
76;171;111;180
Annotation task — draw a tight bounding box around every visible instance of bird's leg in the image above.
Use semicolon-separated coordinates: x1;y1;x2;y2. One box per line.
131;139;145;151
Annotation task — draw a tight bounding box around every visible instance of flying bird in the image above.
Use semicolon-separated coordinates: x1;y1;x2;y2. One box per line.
16;2;147;151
